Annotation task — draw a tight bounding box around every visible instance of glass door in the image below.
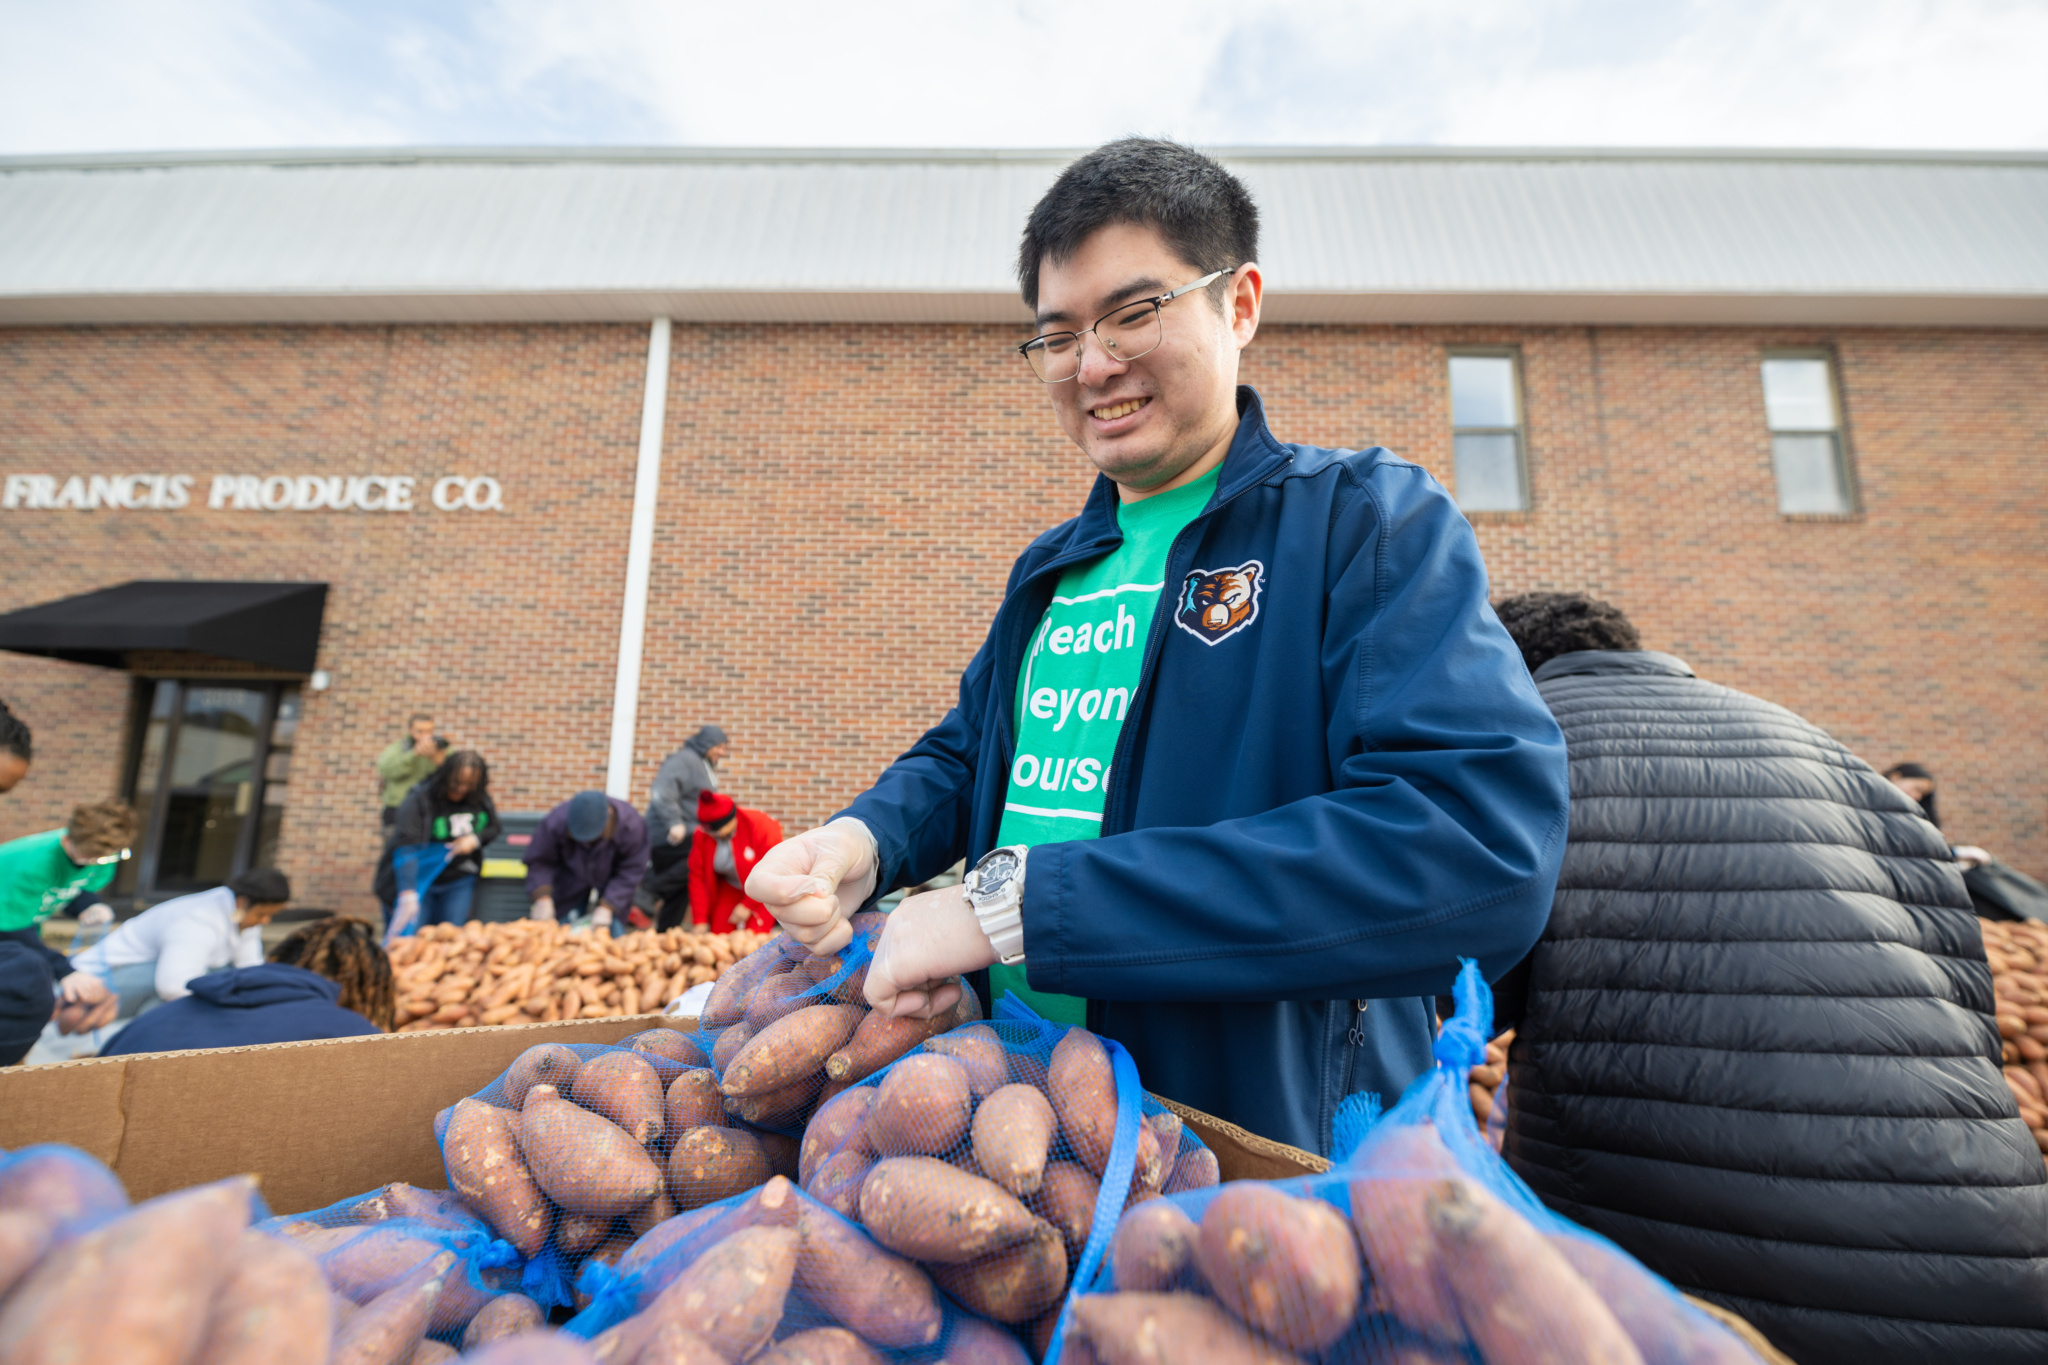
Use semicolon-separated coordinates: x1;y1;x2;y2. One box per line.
117;679;300;903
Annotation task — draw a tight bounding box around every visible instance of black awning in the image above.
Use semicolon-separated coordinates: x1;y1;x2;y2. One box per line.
0;581;328;672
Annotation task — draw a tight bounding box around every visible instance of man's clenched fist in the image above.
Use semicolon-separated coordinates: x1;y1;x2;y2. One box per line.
746;817;879;956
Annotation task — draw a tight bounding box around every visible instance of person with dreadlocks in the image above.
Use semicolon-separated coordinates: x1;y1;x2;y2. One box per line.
101;915;390;1054
374;748;499;931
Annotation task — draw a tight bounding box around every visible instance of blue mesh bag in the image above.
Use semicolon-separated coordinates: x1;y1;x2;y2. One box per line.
789;994;1217;1358
688;913;983;1140
387;842;453;942
560;1171;1038;1364
1059;962;1770;1365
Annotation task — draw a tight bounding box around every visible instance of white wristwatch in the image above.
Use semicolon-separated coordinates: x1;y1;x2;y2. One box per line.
964;845;1029;965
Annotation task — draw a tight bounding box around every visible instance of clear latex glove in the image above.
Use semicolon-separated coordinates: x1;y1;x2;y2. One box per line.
592;904;615;933
76;904;114;928
745;816;879;956
668;823;688;846
58;970;109;1005
387;889;422;942
529;895;557;923
865;885;996;1020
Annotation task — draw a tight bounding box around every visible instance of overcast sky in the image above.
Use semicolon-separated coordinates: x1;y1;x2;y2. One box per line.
3;0;2044;155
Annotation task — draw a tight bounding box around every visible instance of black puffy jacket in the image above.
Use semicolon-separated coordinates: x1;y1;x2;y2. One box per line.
1501;650;2048;1364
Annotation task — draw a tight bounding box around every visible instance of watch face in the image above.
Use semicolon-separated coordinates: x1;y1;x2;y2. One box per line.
974;850;1019;898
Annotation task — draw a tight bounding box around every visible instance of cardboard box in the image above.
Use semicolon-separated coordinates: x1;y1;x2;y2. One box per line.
0;1018;1791;1365
0;1014;676;1214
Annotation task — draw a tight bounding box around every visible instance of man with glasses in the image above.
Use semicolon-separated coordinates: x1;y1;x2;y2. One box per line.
749;139;1568;1152
0;799;138;1035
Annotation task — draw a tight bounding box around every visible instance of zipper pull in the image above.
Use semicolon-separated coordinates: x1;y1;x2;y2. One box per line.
1347;998;1369;1047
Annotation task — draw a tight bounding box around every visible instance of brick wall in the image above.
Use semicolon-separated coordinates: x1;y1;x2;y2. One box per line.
2;320;2042;915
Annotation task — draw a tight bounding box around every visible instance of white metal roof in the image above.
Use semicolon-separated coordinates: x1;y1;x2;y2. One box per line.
2;146;2044;327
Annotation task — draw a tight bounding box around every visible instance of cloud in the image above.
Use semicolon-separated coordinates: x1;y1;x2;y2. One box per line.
0;0;2040;154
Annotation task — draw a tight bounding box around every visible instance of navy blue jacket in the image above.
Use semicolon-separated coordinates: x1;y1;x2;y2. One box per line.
839;388;1569;1153
100;963;379;1055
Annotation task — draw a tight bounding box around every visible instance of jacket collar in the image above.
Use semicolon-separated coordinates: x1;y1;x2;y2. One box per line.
1065;386;1292;548
1533;649;1697;684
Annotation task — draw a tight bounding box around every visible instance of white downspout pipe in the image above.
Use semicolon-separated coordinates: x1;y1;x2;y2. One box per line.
605;317;671;800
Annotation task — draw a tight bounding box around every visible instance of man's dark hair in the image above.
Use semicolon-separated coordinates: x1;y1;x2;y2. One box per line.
1494;592;1642;674
0;699;30;763
227;866;292;904
425;749;489;803
407;712;433;728
1018;138;1259;312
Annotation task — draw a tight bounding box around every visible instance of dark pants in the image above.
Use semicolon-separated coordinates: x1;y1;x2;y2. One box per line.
639;836;695;931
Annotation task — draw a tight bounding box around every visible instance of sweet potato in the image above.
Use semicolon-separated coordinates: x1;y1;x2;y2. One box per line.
858;1157;1043;1262
1048;1029;1117;1174
1111;1199;1199;1292
702;942;787;1027
866;1053;974;1157
668;1127;774;1210
628;1028;710;1067
800;1086;876;1185
320;1224;501;1335
973;1084;1057;1196
412;1341;460;1364
930;1223;1068;1324
635;1224;798;1362
465;1335;601;1365
573;1050;668;1146
1425;1180;1641;1365
351;1183;486;1233
712;1022;755;1071
194;1229;334;1365
0;1145;129;1226
924;1025;1009;1098
554;1210;616;1255
723;1005;863;1097
794;1198;943;1348
1348;1124;1467;1344
1162;1145;1220;1194
445;1097;554;1255
1197;1183;1363;1352
1549;1235;1753;1365
806;1147;876;1219
826;1009;949;1083
518;1084;665;1216
462;1293;546;1348
0;1210;55;1299
756;1326;887;1365
502;1045;585;1109
331;1250;456;1365
626;1321;729;1364
1133;1114;1180;1197
745;970;819;1030
1032;1160;1099;1259
665;1069;729;1133
935;1317;1035;1365
725;1083;814;1129
0;1176;252;1365
1071;1291;1306;1365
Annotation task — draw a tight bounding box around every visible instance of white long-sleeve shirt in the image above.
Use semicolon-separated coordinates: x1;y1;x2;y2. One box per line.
71;885;264;1001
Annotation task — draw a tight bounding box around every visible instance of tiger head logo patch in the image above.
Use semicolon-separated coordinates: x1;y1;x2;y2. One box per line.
1175;561;1265;645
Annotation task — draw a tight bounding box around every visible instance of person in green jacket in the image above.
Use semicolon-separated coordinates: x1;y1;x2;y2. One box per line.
0;799;138;1034
376;712;446;832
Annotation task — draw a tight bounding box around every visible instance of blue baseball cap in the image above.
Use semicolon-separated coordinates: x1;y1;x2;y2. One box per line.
566;790;612;842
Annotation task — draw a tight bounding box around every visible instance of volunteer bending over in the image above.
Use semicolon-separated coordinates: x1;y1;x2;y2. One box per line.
71;868;293;1019
0;799;137;1034
749;139;1569;1154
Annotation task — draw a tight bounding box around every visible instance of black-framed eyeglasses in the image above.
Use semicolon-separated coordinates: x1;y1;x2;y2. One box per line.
1017;269;1229;383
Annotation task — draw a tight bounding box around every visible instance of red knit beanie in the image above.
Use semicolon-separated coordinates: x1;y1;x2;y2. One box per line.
697;791;736;824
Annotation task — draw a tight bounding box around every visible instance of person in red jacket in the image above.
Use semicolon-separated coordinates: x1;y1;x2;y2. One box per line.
689;792;784;933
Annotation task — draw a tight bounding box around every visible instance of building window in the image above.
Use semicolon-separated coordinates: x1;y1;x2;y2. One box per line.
1760;354;1853;514
1448;352;1527;512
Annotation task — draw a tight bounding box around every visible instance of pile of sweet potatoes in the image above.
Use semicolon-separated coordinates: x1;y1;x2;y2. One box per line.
1981;919;2048;1166
794;1023;1219;1357
0;1143;595;1364
1068;1119;1763;1365
698;914;980;1139
391;922;773;1031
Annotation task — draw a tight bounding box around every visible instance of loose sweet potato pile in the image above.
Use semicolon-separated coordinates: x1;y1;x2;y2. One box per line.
389;922;774;1030
1981;919;2048;1167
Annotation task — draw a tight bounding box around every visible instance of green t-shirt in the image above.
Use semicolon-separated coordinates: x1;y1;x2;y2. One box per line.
0;828;114;933
991;465;1220;1023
